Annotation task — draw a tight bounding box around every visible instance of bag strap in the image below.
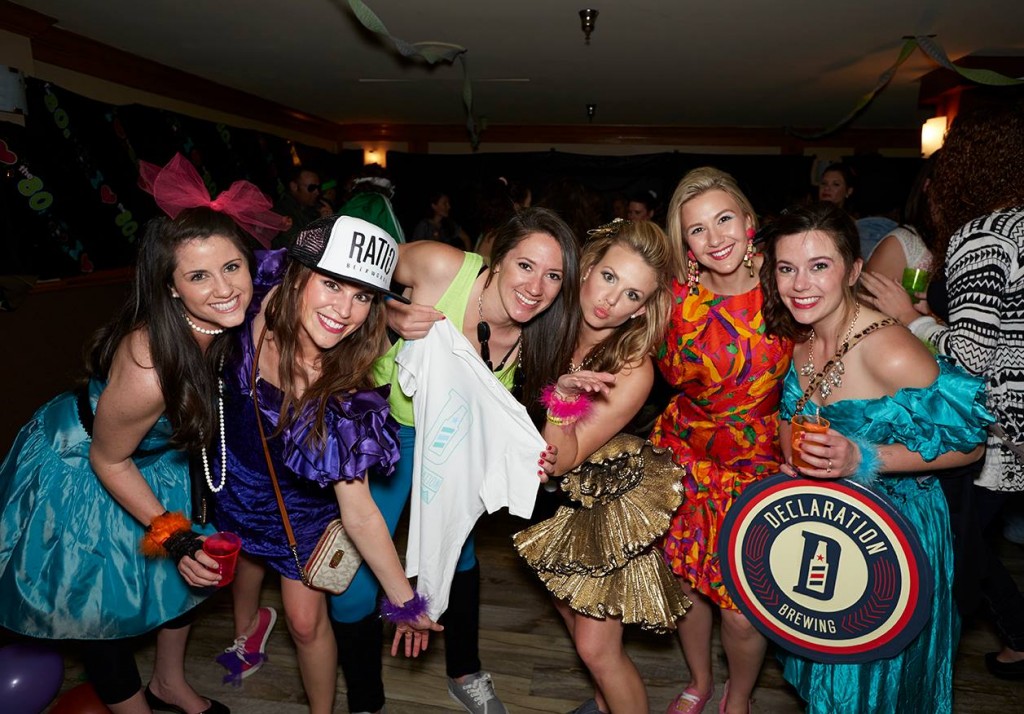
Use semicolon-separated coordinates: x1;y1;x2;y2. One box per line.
794;318;898;414
250;323;309;584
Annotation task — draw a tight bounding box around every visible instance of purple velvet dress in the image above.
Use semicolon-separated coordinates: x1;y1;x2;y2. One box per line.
210;250;401;579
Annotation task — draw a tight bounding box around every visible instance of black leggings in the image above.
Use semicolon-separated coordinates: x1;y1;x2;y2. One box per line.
80;609;195;705
336;565;483;712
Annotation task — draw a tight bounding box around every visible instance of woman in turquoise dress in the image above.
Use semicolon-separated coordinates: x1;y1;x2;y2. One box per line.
0;199;264;714
759;203;993;713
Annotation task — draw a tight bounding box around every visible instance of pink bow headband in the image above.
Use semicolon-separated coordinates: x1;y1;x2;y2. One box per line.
138;153;287;248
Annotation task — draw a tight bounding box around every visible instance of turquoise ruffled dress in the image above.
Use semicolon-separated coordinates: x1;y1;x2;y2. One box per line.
0;379;214;639
777;357;993;713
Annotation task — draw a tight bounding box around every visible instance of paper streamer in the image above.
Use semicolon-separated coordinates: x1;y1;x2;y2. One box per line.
348;0;481;149
789;35;1023;140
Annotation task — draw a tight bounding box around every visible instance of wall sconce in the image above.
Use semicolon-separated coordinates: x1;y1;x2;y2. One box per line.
921;116;946;158
586;103;596;122
363;147;386;168
579;9;599;45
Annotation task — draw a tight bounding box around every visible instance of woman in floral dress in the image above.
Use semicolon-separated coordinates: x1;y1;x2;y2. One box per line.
650;168;791;714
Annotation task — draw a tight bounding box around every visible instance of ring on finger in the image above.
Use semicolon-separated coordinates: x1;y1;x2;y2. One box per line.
827;458;833;473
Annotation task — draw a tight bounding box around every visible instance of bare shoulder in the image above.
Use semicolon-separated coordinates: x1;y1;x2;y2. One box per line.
396;241;468;297
859;320;938;391
105;328;164;413
863;234;906;282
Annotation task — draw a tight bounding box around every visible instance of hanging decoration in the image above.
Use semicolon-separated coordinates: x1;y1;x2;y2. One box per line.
347;0;481;150
789;35;1024;140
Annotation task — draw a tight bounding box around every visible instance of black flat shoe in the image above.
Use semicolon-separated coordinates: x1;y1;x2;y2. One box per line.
145;686;230;714
984;651;1024;680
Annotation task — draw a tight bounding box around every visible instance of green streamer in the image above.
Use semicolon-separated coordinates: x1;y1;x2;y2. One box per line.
347;0;481;149
789;36;1023;140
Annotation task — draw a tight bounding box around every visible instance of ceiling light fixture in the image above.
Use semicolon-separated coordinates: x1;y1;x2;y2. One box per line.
579;9;599;45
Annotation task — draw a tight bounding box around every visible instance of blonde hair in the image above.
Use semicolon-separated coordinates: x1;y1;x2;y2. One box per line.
665;167;757;283
579;220;674;373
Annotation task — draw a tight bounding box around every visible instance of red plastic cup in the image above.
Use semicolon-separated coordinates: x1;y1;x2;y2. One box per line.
202;532;241;587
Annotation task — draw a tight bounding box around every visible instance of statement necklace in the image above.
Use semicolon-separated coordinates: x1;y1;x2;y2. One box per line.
477;290;521;372
569;346;603;374
183;312;225;336
799;303;861;401
201;356;228;493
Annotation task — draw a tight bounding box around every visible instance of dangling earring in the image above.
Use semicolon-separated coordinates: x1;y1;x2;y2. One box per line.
744;227;755;278
686;250;700;290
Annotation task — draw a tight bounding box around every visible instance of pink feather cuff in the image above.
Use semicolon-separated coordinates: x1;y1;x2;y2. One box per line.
541;384;594;426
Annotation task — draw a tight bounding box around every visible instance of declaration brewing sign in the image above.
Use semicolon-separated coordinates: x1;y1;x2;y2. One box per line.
720;474;932;663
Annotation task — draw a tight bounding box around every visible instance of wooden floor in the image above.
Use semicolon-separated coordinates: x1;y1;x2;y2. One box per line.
15;511;1024;713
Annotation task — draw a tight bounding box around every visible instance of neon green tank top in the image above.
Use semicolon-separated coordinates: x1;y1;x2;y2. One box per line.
373;252;517;425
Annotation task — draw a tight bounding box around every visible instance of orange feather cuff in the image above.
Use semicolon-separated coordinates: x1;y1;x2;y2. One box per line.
140;511;192;557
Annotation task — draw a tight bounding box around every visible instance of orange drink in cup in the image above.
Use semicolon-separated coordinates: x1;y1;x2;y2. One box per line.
791;414;830;471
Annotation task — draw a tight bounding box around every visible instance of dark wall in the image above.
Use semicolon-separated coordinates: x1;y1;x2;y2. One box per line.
0;279;130;452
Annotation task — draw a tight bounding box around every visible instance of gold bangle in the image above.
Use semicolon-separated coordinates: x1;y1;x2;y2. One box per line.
546;411;579;427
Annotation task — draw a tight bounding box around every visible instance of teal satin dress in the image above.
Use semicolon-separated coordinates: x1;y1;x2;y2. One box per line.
777;357;993;713
0;379;213;639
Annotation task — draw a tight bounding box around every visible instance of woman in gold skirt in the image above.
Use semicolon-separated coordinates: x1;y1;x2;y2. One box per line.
514;220;689;714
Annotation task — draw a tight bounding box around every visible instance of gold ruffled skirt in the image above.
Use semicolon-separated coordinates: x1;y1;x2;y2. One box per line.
513;434;691;631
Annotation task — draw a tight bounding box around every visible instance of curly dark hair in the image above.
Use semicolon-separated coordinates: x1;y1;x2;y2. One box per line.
928;100;1024;273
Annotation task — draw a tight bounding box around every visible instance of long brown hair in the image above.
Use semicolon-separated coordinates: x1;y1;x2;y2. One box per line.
487;207;581;423
579;221;674;374
262;261;388;447
84;207;253;450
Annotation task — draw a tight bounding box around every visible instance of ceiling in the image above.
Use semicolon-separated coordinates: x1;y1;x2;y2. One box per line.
9;0;1024;134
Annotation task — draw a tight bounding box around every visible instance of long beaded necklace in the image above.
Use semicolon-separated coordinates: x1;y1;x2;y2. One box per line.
201;356;228;493
476;290;521;372
799;303;861;401
183;312;225;336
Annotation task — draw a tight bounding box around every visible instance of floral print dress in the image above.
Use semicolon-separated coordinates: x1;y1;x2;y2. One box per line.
649;278;791;609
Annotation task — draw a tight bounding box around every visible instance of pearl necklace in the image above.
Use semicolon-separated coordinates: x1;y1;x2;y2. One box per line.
799;303;860;400
183;312;225;336
201;357;227;493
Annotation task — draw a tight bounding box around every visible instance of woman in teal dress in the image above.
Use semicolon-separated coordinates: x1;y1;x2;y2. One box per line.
759;203;993;713
0;196;264;714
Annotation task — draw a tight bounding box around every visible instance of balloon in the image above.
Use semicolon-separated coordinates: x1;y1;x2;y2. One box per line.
0;642;64;714
49;682;111;714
